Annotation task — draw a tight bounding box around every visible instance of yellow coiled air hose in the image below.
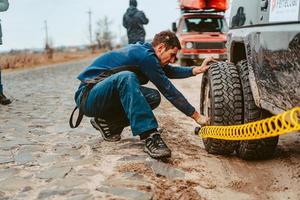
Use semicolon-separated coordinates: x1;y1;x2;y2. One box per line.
198;107;300;140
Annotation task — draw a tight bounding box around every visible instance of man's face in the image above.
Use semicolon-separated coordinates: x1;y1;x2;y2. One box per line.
156;44;179;66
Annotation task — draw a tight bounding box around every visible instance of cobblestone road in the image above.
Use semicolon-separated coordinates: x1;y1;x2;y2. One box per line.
0;59;105;199
0;59;299;200
0;59;197;200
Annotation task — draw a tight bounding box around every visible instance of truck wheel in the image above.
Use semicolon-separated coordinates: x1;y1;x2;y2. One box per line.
237;60;279;160
200;62;243;155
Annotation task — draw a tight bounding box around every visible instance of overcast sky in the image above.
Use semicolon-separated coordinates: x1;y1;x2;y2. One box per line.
0;0;181;51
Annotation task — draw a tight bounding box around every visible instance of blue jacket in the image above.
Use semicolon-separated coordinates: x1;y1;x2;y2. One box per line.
76;43;195;116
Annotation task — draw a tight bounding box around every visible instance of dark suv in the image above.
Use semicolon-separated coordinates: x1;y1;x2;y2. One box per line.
200;0;300;160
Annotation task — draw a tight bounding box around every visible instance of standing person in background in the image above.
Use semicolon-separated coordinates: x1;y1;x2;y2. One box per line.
123;0;149;44
0;0;10;105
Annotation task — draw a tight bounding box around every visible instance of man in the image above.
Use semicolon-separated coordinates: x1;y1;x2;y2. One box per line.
72;31;212;159
123;0;149;44
0;0;10;105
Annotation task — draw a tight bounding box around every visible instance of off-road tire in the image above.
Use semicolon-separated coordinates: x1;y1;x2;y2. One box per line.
200;62;243;155
237;60;279;160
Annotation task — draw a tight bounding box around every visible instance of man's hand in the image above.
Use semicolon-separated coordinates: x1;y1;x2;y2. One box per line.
191;111;210;126
192;57;217;75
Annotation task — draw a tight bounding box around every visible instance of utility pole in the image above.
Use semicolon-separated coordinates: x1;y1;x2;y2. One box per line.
87;9;92;45
43;20;53;59
44;20;49;47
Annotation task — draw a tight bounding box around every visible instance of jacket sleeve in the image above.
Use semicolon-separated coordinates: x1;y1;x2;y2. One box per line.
140;55;195;116
163;65;194;79
0;0;9;12
122;14;128;28
137;11;149;25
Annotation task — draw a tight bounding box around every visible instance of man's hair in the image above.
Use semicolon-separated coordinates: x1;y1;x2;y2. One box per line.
152;31;181;50
130;0;137;7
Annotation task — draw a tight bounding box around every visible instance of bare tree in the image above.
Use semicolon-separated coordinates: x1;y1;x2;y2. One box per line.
95;16;114;50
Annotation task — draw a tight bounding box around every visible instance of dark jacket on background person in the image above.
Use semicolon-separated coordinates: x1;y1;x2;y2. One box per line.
123;1;149;44
0;0;9;45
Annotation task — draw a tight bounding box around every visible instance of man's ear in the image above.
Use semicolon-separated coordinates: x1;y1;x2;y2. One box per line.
157;43;166;53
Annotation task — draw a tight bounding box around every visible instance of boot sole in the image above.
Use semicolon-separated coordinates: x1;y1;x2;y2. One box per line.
0;100;12;105
90;119;121;142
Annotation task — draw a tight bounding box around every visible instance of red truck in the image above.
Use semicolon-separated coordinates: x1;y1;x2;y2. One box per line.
172;0;229;65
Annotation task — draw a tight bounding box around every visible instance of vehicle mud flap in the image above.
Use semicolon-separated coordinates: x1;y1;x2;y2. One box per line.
200;62;242;155
236;60;278;160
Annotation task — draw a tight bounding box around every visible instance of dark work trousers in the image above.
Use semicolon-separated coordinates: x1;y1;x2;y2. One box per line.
80;71;161;136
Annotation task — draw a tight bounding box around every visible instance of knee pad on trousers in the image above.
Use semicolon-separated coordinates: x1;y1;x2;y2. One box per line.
145;88;161;110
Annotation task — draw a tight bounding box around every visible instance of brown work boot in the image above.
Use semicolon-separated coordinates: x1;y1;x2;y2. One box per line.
0;93;11;105
90;118;123;142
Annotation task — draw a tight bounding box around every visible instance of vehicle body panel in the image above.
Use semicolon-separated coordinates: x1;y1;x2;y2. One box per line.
228;0;300;114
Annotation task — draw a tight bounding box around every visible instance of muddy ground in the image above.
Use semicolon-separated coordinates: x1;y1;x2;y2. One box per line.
0;59;299;200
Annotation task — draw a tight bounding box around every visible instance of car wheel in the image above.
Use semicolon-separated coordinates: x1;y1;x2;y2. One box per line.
200;62;243;155
237;60;279;160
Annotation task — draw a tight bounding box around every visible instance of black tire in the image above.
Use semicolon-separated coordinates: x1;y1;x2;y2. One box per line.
200;62;243;155
237;60;279;160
